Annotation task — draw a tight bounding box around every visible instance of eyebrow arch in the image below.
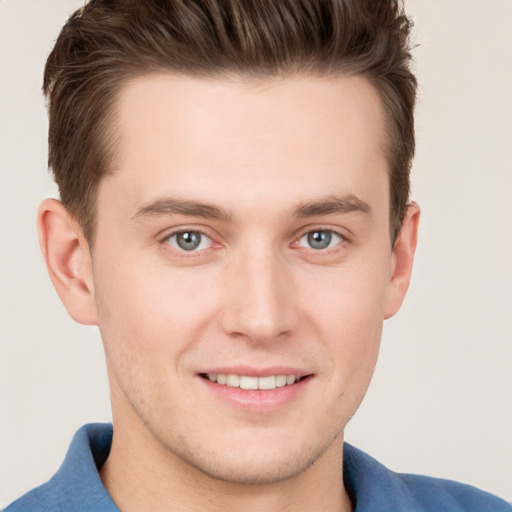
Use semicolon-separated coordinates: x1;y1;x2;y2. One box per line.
293;194;371;218
133;197;232;221
133;194;370;222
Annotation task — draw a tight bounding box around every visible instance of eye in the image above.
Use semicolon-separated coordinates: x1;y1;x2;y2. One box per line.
298;230;343;250
165;231;212;252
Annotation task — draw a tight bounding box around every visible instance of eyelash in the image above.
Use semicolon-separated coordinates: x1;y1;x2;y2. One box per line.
162;228;217;255
293;225;348;252
160;226;348;255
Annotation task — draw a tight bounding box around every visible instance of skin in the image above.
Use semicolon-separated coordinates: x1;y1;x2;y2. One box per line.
38;74;419;512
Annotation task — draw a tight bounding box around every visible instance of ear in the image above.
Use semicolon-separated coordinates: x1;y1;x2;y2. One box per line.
383;202;420;320
37;198;98;325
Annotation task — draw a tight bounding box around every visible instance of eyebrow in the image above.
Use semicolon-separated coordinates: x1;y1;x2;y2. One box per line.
133;193;371;222
133;197;232;221
293;194;371;218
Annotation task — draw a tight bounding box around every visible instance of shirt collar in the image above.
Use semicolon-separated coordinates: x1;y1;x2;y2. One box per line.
50;423;119;511
47;423;433;512
343;443;417;511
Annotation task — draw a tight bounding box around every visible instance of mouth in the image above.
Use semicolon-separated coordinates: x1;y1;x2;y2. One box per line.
199;373;311;390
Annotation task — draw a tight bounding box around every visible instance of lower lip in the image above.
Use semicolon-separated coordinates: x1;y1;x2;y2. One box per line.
198;376;313;411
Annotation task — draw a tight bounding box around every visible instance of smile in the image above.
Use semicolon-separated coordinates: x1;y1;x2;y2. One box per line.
202;373;306;390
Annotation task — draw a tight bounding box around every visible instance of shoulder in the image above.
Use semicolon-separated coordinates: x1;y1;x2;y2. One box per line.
3;423;116;512
3;481;61;512
398;472;511;512
343;443;511;512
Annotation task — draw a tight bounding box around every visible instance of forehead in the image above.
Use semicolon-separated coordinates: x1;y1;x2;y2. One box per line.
103;73;388;217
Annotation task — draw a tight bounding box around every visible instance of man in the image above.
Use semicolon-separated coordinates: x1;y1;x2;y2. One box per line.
4;0;510;511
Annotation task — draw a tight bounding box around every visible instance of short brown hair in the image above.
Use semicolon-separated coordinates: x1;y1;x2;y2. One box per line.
43;0;417;245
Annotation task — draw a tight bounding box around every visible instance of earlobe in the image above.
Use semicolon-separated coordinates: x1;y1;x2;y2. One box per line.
37;198;98;325
383;202;420;320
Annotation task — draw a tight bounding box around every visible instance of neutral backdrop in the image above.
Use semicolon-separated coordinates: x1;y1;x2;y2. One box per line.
1;0;511;507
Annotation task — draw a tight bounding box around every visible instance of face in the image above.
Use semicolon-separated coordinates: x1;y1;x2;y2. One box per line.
87;74;411;484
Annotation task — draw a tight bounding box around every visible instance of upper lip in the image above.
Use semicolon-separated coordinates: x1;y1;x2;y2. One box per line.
198;366;312;378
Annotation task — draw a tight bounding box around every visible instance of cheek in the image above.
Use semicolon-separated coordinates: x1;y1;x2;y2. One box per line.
304;254;389;332
92;256;220;362
302;257;389;382
92;261;218;423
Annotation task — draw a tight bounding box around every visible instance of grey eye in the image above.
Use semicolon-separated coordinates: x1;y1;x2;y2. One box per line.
167;231;212;251
299;230;342;250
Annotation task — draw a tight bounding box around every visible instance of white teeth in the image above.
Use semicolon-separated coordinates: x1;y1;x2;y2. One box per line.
258;375;276;390
240;376;258;390
226;374;240;387
275;375;287;387
206;373;301;390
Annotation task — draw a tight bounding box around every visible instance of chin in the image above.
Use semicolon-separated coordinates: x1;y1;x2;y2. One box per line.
167;429;342;486
184;450;317;485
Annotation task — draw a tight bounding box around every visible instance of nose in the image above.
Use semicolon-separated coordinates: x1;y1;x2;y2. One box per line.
220;247;297;344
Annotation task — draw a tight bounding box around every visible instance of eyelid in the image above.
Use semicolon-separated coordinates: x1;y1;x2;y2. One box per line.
299;230;342;248
292;225;350;247
158;224;349;254
160;225;220;254
167;232;212;251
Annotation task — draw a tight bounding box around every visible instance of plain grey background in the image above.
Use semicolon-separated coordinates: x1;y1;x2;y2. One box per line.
1;0;511;506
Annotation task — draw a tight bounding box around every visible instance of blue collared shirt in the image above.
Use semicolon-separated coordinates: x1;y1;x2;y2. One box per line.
5;423;511;511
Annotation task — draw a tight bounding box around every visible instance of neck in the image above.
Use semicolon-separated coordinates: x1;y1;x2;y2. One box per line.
99;419;352;512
